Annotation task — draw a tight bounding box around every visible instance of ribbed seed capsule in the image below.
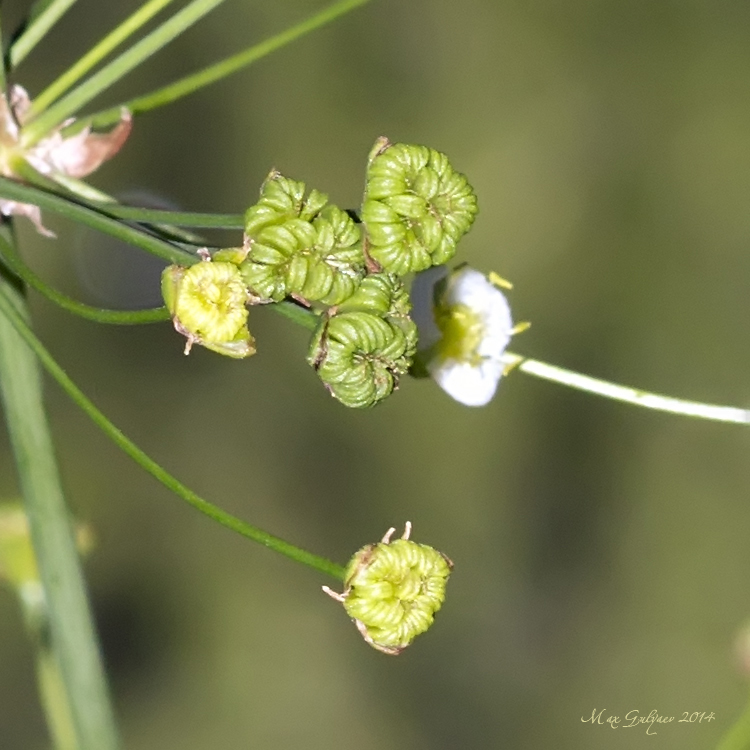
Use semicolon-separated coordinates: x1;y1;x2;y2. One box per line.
308;308;417;408
244;171;328;234
323;523;452;655
161;260;255;358
336;272;412;318
242;173;365;304
361;139;478;276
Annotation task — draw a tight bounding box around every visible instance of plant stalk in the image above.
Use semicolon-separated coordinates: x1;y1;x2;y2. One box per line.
0;229;120;749
505;353;750;425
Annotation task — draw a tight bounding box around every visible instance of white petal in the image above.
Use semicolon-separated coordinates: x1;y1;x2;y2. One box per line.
429;357;504;407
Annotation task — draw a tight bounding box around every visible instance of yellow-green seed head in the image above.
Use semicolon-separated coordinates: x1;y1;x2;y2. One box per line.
325;523;452;655
161;260;255;358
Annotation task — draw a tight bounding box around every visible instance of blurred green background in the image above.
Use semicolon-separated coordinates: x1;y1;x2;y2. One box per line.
2;0;750;747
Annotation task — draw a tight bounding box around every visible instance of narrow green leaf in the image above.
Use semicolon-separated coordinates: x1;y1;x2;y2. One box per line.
7;0;78;69
20;0;229;146
85;0;371;127
27;0;178;119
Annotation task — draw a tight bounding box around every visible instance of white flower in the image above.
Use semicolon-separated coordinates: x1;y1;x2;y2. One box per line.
0;85;131;236
411;265;515;406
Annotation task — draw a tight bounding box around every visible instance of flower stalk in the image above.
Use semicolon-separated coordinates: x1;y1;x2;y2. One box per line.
505;353;750;425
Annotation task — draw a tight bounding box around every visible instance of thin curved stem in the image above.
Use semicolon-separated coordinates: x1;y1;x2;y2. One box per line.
27;0;178;119
505;352;750;425
0;177;197;266
0;235;168;324
20;0;229;147
0;282;345;581
84;0;371;128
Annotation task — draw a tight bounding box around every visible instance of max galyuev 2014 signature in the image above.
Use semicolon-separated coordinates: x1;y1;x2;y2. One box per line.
582;708;715;735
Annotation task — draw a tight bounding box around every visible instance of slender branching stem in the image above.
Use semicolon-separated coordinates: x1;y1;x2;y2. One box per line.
27;0;178;119
83;0;372;128
0;234;168;324
0;280;345;581
20;0;230;146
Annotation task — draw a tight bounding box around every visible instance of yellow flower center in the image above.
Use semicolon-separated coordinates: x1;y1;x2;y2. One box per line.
434;302;484;364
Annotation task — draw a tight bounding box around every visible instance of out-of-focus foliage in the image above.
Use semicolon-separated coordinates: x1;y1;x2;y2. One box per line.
2;0;750;748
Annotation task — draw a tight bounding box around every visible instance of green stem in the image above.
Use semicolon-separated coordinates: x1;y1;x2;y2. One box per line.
0;280;345;581
0;233;168;324
717;691;750;750
37;170;210;246
7;0;78;70
17;581;78;750
27;0;178;119
0;176;197;265
0;234;120;749
95;204;244;230
276;300;319;331
504;352;750;425
84;0;371;128
20;0;229;147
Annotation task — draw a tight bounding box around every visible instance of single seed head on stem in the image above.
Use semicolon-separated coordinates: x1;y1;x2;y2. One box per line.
323;523;452;655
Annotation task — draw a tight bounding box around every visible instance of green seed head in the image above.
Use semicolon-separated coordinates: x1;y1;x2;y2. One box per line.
336;272;412;318
308;309;417;408
242;173;365;304
162;260;255;358
361;139;478;276
244;170;329;235
324;523;452;655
